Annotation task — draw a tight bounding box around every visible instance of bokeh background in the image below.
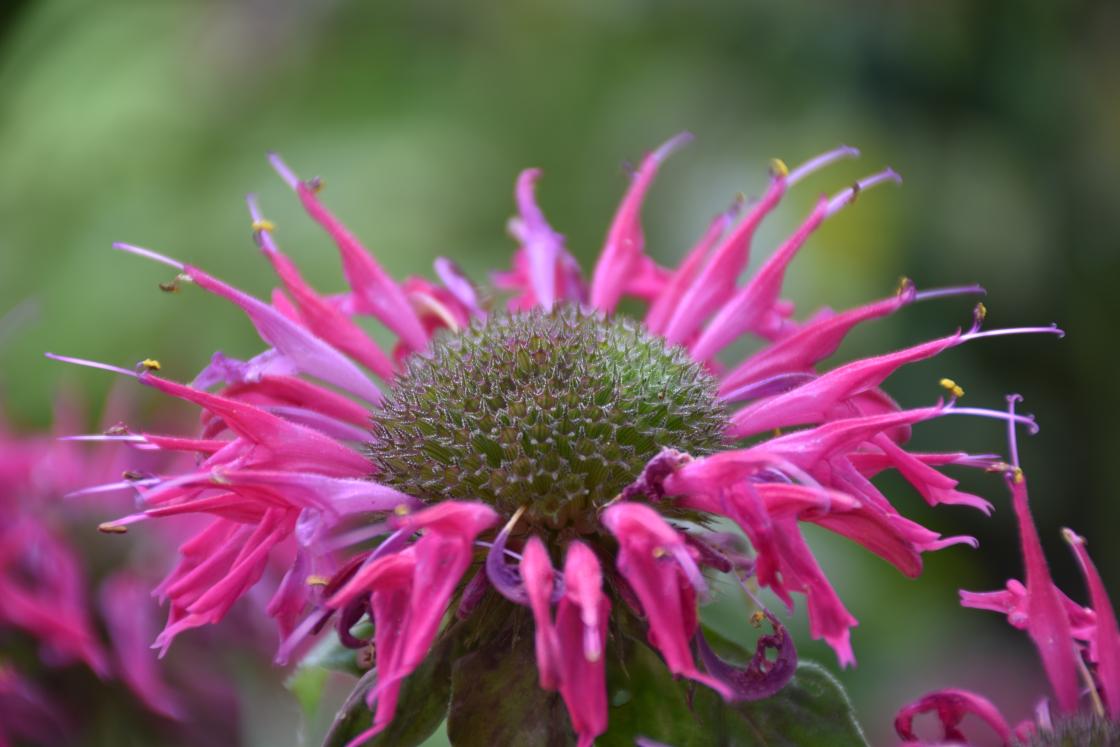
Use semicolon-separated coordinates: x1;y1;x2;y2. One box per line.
1;0;1117;744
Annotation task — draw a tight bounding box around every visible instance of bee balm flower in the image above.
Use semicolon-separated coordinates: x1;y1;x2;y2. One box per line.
55;136;1059;744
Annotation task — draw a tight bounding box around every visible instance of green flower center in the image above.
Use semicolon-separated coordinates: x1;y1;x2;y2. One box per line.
369;306;728;529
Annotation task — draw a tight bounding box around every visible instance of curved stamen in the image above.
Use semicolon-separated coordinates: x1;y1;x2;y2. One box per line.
825;168;902;217
943;404;1040;435
786;145;860;186
651;131;695;163
266;151;301;190
914;284;987;302
961;324;1065;342
111;242;187;272
45;353;138;379
1006;394;1023;467
59;433;146;443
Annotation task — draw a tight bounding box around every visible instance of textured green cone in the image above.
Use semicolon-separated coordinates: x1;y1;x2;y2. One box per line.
1015;713;1120;747
370;306;727;530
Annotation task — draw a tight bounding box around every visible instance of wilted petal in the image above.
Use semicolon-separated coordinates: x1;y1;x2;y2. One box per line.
894;688;1012;744
695;610;797;701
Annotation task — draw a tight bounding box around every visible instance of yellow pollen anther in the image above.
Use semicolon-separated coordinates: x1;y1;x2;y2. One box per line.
394;504;411;517
308;177;325;193
652;546;668;559
251;219;276;233
1061;528;1082;547
98;522;127;534
772;428;783;438
768;158;789;178
939;378;964;398
1011;467;1024;484
975;302;988;321
896;276;913;296
750;610;766;627
140;358;161;371
306;575;330;587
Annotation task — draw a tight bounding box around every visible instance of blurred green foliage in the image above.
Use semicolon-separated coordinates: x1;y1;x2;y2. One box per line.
1;0;1117;744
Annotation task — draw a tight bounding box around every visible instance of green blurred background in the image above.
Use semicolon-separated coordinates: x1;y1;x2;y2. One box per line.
1;0;1117;744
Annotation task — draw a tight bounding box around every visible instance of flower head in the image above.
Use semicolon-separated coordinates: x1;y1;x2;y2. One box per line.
57;135;1060;742
896;397;1120;746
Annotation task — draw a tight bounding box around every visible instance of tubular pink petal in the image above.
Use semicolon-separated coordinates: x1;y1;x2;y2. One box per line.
718;287;917;395
894;688;1012;744
268;153;428;352
1009;474;1081;713
248;196;396;381
138;374;370;477
521;536;560;690
601;502;732;698
433;258;484;318
511;169;564;311
661;179;786;345
727;333;962;437
182;265;384;403
1064;529;1120;719
645;200;740;335
551;541;610;745
691;197;829;361
590;132;692;313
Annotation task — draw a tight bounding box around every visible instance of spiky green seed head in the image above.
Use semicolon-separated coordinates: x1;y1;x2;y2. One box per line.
370;306;728;530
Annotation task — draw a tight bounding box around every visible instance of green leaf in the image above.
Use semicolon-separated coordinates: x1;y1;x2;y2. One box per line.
320;632;457;747
446;627;574;747
287;665;330;720
285;621;373;719
598;628;868;747
598;635;716;747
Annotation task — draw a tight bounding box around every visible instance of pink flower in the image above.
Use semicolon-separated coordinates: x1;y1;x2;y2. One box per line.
895;689;1012;745
897;397;1120;744
519;540;610;747
56;135;1061;742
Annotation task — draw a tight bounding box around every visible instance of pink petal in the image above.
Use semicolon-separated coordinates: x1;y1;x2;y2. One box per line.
590;133;692;313
1065;528;1120;718
268;154;428;352
894;688;1012;744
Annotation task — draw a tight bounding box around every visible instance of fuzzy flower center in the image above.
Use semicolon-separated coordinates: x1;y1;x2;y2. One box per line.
369;306;728;529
